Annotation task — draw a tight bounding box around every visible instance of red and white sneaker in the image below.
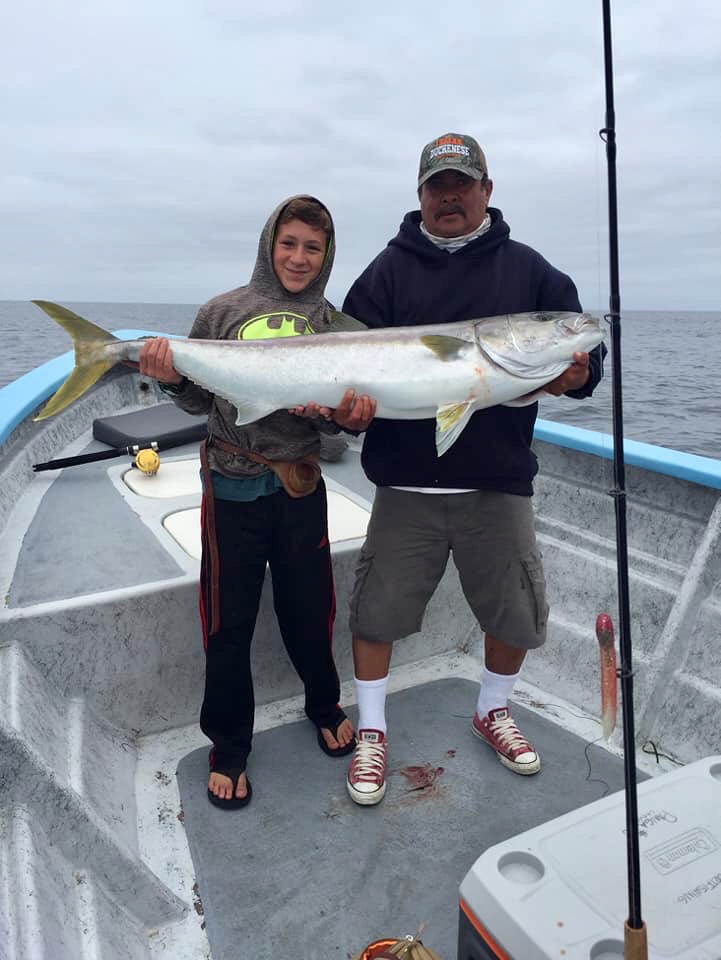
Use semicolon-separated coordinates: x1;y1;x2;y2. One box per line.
346;729;387;805
472;707;540;775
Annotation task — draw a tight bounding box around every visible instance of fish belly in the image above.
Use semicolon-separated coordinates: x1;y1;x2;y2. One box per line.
169;338;482;419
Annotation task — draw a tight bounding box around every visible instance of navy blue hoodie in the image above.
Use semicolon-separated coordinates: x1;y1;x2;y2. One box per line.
342;207;605;495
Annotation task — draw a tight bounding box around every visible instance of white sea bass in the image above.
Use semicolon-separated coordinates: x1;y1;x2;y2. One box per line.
32;301;604;456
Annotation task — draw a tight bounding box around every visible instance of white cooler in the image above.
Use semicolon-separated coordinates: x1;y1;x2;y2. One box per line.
458;756;721;959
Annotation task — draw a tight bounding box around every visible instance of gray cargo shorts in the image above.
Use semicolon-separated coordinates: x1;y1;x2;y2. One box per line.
349;487;548;649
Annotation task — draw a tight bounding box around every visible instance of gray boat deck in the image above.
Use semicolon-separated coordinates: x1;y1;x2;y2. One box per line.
176;678;639;960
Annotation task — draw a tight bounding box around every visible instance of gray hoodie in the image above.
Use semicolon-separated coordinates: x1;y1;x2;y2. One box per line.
165;195;361;478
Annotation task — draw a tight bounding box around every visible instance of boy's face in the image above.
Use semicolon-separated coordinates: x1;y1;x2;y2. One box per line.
272;218;327;293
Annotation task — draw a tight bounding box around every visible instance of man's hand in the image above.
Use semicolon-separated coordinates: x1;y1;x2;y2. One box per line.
332;390;377;430
288;389;377;431
138;338;183;384
544;351;590;396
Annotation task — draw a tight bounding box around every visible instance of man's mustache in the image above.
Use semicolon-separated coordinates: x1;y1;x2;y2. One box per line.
435;204;464;220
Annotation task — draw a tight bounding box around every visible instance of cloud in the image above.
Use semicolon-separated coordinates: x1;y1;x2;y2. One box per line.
1;0;719;308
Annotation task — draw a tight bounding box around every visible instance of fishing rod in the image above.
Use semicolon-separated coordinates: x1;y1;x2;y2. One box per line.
31;432;204;474
599;2;648;957
33;442;164;474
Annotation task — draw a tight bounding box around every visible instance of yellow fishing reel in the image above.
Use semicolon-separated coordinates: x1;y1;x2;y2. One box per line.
132;444;160;476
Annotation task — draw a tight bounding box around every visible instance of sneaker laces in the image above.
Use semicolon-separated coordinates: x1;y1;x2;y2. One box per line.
351;739;386;780
488;713;533;753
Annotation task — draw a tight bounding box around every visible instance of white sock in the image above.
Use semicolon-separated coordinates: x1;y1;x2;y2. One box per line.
354;675;389;734
476;667;520;718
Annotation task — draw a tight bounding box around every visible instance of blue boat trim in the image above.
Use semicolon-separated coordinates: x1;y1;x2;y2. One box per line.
2;345;719;489
534;418;721;490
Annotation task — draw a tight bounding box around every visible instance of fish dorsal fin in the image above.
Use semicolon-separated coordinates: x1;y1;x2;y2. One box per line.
419;335;469;362
435;400;477;457
328;310;368;332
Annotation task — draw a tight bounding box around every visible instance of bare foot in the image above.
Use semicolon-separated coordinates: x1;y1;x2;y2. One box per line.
208;770;248;802
320;717;355;752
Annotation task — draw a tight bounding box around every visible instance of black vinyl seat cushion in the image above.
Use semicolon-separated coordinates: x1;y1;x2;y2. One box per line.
93;403;207;449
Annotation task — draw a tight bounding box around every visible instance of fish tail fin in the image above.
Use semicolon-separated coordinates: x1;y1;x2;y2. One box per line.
32;300;120;420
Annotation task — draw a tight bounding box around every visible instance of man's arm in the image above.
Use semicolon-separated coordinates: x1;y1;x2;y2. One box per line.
561;342;606;398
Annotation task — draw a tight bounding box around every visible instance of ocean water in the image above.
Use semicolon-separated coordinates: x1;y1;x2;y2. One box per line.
1;300;719;461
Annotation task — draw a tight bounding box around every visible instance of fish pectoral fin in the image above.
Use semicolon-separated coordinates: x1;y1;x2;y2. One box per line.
419;334;470;362
502;388;547;408
435;401;476;457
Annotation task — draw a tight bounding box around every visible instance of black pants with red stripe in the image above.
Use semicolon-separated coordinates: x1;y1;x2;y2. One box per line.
199;480;340;772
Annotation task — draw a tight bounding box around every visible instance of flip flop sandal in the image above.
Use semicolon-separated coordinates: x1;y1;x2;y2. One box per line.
315;707;357;758
207;751;252;810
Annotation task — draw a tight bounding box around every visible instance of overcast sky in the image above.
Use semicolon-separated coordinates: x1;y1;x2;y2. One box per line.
3;0;720;311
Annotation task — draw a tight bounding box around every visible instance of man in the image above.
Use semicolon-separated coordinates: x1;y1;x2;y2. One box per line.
342;133;606;805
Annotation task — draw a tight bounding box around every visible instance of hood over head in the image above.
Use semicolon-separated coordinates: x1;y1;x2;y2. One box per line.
249;194;336;308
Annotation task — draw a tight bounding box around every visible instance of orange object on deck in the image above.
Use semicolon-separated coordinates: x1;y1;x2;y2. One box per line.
596;612;618;739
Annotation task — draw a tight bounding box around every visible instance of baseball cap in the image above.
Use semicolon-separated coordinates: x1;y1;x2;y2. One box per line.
417;133;488;188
